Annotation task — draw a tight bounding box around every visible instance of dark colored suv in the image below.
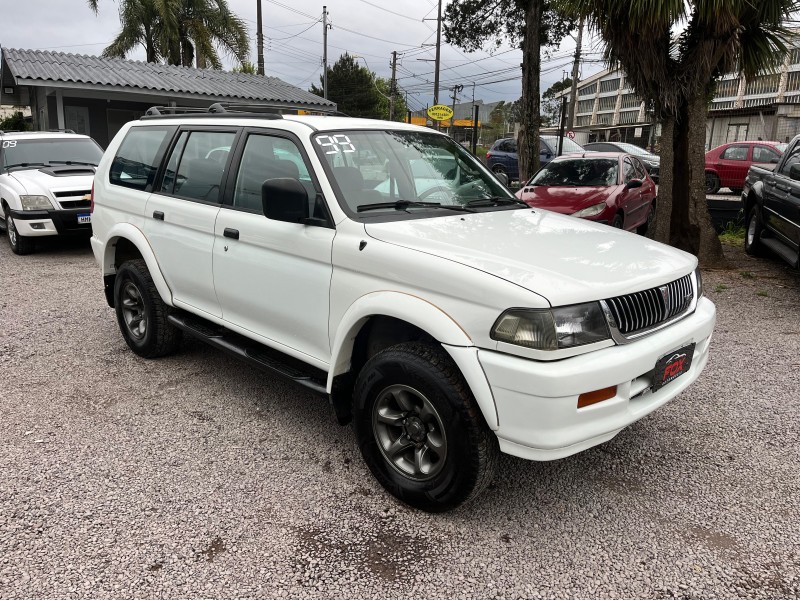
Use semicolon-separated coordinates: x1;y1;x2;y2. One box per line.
485;136;585;181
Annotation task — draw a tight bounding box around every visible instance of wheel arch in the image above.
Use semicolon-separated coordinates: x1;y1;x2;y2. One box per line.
101;223;173;308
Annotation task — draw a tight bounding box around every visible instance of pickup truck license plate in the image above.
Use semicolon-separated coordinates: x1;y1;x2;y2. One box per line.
652;343;695;392
77;214;91;224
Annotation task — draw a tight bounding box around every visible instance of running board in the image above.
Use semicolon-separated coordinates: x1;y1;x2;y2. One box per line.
167;313;328;397
761;237;800;268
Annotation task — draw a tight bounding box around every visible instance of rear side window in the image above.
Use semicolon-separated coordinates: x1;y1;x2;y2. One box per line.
721;145;748;161
162;130;236;202
109;126;174;191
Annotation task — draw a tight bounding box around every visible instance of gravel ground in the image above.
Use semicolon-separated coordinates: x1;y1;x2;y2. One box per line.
1;235;798;599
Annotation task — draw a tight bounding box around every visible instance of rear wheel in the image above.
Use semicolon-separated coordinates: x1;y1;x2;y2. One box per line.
114;259;182;358
491;163;507;176
705;172;720;194
745;205;766;257
353;342;499;512
5;206;35;255
637;199;656;236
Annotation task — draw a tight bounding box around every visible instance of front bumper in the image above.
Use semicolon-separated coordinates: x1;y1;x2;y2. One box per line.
478;296;716;461
10;208;92;237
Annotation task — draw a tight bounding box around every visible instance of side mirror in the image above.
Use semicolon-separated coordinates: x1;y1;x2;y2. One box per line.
495;171;509;186
626;178;643;189
789;164;800;181
262;178;308;223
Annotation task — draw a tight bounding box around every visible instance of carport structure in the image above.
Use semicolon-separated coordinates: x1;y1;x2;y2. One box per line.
0;48;336;147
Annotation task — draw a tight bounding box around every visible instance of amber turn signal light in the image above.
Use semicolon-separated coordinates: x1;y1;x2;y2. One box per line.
577;386;617;408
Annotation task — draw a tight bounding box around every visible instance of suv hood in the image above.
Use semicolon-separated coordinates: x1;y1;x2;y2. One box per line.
10;167;95;198
364;209;696;307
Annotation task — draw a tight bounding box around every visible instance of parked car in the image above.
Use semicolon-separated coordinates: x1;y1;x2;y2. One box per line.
705;141;787;194
0;131;103;254
485;135;585;180
90;106;715;512
583;141;660;182
741;134;800;268
515;152;657;234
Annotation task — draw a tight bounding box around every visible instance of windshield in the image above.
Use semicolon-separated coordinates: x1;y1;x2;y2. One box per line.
313;130;517;216
530;158;619;187
776;143;788;153
542;135;584;154
2;138;104;170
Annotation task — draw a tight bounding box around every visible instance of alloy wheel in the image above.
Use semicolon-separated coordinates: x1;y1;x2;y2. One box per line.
120;281;147;340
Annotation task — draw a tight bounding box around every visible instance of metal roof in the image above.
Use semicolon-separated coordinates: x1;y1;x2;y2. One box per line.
1;48;335;110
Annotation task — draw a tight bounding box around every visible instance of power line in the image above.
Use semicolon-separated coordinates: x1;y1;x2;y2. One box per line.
354;0;426;23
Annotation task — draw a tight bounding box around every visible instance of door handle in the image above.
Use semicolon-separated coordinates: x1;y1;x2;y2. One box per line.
152;211;164;220
223;228;240;240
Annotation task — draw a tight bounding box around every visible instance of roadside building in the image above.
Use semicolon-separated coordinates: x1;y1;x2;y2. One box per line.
0;48;336;147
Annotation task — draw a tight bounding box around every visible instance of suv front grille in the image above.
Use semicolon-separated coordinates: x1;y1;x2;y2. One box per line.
603;274;694;335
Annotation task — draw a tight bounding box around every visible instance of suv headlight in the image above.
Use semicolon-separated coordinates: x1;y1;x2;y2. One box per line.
695;267;704;298
19;195;54;210
491;303;610;350
571;202;606;218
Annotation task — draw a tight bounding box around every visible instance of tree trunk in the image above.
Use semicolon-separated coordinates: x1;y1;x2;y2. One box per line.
518;0;542;183
144;24;156;63
653;115;673;243
663;95;727;267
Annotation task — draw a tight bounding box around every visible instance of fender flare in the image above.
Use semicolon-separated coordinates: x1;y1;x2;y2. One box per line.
746;179;764;211
102;223;174;305
328;292;472;385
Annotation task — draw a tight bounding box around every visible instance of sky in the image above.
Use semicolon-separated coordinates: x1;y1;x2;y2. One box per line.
0;0;606;112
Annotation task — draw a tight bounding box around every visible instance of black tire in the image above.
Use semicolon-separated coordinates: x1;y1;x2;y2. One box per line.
744;205;766;257
705;172;720;195
5;206;35;255
491;163;507;175
730;187;743;196
637;199;656;236
612;213;624;229
352;342;499;512
114;259;182;358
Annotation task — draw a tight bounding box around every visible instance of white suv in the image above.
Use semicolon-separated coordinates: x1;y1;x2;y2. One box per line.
0;131;103;254
90;106;716;512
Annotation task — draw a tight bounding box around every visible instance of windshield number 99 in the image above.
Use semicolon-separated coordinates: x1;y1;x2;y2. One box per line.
315;134;356;155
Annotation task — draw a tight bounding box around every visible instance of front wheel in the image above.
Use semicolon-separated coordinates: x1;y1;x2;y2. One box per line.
612;213;624;229
705;172;720;194
744;206;766;257
352;342;499;512
114;259;182;358
5;206;35;255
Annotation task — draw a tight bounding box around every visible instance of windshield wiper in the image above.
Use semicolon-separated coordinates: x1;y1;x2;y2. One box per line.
4;162;47;170
465;196;528;208
357;200;475;213
47;160;98;167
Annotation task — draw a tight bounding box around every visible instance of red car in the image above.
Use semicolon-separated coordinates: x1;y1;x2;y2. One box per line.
704;141;787;194
515;152;657;234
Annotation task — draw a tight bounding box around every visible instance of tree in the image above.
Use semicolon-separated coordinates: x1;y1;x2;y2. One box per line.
232;61;257;75
541;78;571;126
561;0;798;266
0;111;30;131
444;1;575;181
374;79;409;122
87;0;249;69
311;54;383;119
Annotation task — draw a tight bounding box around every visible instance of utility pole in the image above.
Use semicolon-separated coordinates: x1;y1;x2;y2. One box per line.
433;0;442;105
322;6;330;99
450;84;463;137
567;16;584;130
389;51;398;121
256;0;265;75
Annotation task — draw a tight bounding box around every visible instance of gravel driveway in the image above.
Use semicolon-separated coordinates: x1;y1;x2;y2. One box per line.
1;236;798;599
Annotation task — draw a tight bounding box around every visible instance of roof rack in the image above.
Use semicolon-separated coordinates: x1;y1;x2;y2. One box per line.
48;129;77;134
143;103;285;120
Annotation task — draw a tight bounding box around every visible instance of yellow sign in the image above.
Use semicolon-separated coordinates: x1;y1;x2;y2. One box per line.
427;104;454;121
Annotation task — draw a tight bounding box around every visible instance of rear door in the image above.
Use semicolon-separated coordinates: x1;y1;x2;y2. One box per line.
212;129;335;363
715;144;750;189
144;127;239;318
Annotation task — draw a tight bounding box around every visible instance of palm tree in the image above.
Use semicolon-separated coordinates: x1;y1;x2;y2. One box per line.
558;0;799;266
87;0;249;69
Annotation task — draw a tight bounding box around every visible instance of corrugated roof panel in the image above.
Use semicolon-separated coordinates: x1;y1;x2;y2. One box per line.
2;48;335;108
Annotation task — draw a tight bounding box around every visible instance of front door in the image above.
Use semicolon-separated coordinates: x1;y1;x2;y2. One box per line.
212;131;335;363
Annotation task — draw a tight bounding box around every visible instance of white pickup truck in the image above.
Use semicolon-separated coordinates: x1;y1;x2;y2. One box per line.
90;106;716;512
0;131;103;254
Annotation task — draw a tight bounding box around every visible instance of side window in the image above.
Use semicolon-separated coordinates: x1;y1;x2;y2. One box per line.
753;145;780;163
633;158;647;180
160;131;189;193
233;134;313;216
109;126;174;191
623;157;636;182
779;143;800;177
171;130;236;202
721;145;748;161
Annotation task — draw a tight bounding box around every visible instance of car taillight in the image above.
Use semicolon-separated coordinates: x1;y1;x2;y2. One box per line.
485;152;492;159
90;183;94;213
